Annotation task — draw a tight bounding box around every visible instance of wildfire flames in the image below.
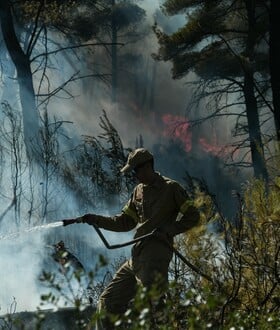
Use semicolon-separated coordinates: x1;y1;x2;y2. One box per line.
162;114;192;152
162;114;236;158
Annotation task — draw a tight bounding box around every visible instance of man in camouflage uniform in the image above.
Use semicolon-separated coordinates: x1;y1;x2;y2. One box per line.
63;148;200;328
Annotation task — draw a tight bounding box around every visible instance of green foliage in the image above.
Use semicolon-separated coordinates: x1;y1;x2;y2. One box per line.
17;0;146;41
18;1;78;27
156;0;268;80
162;0;198;16
111;278;278;329
177;177;280;328
39;252;108;307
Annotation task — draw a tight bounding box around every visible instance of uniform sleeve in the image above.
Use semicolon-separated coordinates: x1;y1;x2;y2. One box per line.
163;182;200;236
93;197;138;232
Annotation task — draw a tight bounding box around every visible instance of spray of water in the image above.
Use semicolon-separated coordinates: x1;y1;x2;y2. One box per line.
0;221;63;241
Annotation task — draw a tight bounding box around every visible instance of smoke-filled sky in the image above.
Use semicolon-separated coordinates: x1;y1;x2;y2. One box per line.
0;0;245;314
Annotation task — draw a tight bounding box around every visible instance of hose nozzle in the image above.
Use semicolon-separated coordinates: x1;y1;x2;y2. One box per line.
62;219;78;226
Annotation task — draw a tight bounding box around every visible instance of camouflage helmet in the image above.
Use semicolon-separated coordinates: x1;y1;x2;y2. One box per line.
121;148;153;173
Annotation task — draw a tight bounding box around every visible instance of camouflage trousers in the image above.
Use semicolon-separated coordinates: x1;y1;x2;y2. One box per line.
95;242;172;329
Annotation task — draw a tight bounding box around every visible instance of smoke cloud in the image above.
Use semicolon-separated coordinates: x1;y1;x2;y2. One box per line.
0;233;47;312
0;0;245;315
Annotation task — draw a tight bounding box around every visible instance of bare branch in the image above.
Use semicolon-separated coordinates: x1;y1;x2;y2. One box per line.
31;42;124;62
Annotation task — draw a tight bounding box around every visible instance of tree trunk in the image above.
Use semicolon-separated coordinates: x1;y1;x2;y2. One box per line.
111;0;118;103
149;60;157;112
0;0;40;158
269;0;280;141
244;70;268;180
243;0;268;180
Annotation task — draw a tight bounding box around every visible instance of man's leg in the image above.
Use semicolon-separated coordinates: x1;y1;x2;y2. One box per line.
96;259;137;330
133;253;172;327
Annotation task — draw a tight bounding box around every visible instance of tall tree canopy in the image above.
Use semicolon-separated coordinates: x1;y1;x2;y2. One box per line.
155;0;271;180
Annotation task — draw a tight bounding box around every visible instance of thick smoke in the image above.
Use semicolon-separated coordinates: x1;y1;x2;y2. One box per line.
0;0;244;315
0;236;44;312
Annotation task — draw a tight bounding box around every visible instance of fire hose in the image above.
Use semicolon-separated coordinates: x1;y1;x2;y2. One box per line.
63;220;213;283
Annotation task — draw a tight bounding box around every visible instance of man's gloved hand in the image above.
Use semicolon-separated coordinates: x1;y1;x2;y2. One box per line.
152;228;172;242
62;217;84;226
81;214;98;225
62;214;98;226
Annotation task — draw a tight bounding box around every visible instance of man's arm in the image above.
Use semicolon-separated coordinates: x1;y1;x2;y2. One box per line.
161;182;200;237
82;212;137;232
63;198;139;232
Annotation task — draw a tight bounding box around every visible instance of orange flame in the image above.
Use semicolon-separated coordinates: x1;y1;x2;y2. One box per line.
162;114;237;158
199;138;231;157
162;114;192;152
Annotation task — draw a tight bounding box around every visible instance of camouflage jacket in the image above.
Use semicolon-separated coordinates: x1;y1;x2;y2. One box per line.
93;173;200;240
